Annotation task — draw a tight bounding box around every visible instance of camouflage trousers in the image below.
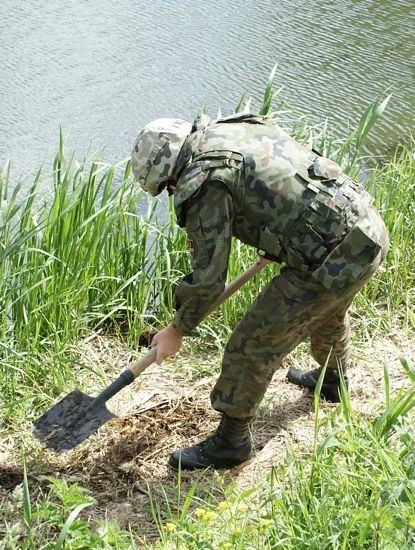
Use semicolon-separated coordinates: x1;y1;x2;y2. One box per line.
211;211;389;419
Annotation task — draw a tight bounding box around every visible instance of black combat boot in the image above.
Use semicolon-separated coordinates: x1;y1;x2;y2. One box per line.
169;414;252;470
286;367;348;403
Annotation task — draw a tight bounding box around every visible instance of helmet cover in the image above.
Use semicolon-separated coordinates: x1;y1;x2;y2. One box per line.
131;118;192;195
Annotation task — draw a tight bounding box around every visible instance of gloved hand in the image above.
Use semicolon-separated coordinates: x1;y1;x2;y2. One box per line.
150;324;183;365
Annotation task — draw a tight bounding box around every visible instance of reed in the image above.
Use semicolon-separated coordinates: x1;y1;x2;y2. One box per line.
0;145;187;407
359;144;415;327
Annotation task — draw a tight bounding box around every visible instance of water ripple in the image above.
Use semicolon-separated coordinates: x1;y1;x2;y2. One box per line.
0;0;414;181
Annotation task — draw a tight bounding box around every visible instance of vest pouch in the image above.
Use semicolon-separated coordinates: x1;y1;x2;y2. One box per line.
310;213;383;294
258;226;283;261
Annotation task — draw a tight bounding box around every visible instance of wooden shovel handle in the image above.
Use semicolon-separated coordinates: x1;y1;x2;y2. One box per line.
128;347;158;379
128;257;270;380
206;256;270;315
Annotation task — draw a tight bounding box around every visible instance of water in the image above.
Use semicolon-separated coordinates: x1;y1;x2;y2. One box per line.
1;0;414;187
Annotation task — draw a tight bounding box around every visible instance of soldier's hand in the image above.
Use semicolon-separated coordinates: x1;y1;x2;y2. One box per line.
150;325;183;365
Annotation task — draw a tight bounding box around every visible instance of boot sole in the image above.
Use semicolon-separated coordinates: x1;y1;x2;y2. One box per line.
168;453;253;471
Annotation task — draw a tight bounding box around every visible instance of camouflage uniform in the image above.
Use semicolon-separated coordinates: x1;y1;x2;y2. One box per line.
171;114;389;419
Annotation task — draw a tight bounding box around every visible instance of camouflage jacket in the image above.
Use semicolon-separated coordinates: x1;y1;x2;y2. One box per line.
171;114;387;335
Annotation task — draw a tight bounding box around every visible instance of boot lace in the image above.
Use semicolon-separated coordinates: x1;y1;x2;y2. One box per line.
199;417;227;451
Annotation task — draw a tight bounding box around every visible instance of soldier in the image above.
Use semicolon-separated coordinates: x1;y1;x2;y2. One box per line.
131;113;389;470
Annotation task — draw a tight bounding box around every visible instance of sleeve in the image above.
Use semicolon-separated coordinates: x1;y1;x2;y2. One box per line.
172;181;234;336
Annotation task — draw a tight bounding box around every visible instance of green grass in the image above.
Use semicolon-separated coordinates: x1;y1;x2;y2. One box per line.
0;149;187;350
360;145;415;326
0;68;414;547
0;146;190;415
1;471;137;549
3;361;413;548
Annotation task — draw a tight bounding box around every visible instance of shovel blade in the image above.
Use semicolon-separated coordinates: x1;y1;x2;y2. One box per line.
33;390;116;452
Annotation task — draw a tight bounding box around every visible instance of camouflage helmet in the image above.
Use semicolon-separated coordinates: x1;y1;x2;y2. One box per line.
131;118;192;196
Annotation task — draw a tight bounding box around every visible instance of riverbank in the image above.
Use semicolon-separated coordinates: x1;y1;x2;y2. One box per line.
0;94;414;546
1;328;414;547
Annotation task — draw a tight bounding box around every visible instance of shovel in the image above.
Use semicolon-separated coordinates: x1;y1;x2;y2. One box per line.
33;258;269;452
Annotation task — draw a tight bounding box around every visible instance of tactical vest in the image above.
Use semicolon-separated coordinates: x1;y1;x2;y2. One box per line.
174;113;373;273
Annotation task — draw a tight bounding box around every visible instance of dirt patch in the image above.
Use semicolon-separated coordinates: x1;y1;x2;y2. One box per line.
1;330;414;542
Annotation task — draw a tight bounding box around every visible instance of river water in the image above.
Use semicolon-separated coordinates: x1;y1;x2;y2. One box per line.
1;0;414;187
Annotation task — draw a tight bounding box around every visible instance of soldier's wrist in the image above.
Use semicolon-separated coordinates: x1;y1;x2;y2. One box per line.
172;316;193;337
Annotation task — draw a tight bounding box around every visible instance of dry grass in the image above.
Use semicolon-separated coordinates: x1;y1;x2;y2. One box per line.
1;329;414;543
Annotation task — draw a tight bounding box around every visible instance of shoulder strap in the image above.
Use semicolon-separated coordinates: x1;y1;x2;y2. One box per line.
216;112;274;125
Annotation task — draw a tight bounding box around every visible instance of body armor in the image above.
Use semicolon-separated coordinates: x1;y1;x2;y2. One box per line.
174;114;383;292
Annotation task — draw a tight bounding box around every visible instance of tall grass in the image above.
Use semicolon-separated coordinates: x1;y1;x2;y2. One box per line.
360;144;415;327
0;145;187;351
0;143;189;411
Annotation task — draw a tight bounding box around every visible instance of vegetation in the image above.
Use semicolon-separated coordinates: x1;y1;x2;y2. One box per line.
0;70;414;547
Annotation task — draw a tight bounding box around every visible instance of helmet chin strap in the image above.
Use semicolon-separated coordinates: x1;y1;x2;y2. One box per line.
156;181;168;195
165;179;177;195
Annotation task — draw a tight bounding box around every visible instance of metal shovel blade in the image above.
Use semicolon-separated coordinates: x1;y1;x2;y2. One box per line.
32;390;116;452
